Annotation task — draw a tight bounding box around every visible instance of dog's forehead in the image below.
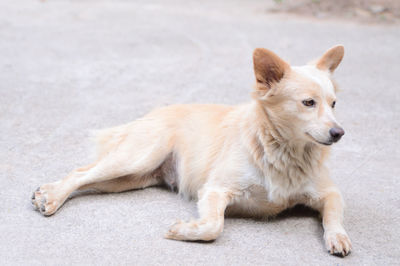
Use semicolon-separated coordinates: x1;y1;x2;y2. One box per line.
291;66;335;96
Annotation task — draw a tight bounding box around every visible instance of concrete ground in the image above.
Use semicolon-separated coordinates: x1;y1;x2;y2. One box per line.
1;0;399;265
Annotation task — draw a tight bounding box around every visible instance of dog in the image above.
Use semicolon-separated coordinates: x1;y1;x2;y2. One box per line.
32;45;351;256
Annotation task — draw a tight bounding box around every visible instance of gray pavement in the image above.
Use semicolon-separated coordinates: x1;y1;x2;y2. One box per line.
1;0;399;265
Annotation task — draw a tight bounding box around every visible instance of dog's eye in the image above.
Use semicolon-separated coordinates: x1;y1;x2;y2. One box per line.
302;99;315;107
332;101;336;108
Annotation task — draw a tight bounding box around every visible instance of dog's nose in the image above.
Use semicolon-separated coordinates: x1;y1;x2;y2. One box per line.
329;127;345;142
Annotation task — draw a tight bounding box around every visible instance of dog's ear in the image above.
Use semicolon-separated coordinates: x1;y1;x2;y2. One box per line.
316;45;344;73
253;48;289;93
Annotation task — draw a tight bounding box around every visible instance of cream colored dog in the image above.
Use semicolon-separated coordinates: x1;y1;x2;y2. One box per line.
32;45;351;256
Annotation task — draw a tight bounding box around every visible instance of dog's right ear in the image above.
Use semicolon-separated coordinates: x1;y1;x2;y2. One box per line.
253;48;289;96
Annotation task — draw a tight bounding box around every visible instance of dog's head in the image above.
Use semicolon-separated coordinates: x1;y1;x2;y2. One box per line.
252;45;345;146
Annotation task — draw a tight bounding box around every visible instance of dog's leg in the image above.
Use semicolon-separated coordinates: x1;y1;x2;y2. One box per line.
319;189;352;257
32;157;163;216
165;188;232;241
32;136;172;216
78;173;162;193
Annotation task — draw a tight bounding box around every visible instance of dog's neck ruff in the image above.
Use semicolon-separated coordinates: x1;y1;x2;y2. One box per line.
243;101;326;202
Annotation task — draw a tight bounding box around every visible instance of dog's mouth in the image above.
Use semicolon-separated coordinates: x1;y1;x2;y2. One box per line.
305;132;332;146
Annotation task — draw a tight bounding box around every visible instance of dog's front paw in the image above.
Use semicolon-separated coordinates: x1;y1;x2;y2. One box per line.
164;220;191;241
31;183;64;216
165;219;221;241
324;230;352;257
165;220;206;241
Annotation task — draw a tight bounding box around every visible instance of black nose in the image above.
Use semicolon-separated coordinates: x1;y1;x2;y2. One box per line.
329;127;345;142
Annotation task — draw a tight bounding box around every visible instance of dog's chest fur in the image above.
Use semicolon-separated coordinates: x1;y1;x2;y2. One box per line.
236;142;321;211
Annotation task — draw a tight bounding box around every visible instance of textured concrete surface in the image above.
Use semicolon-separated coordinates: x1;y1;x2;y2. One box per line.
1;0;399;265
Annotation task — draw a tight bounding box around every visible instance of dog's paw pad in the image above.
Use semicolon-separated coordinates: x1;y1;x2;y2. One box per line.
325;231;352;257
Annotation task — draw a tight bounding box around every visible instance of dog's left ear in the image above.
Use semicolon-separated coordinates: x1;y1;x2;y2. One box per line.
316;45;344;73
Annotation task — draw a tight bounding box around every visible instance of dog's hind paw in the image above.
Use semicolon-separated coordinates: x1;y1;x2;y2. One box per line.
31;183;64;216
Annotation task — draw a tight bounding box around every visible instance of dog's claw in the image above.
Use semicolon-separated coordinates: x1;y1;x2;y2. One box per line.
31;192;35;200
332;251;345;258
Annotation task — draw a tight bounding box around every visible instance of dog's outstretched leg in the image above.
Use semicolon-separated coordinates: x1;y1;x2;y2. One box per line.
78;172;162;193
165;188;233;241
320;190;352;257
309;168;352;257
32;122;174;216
32;152;168;216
